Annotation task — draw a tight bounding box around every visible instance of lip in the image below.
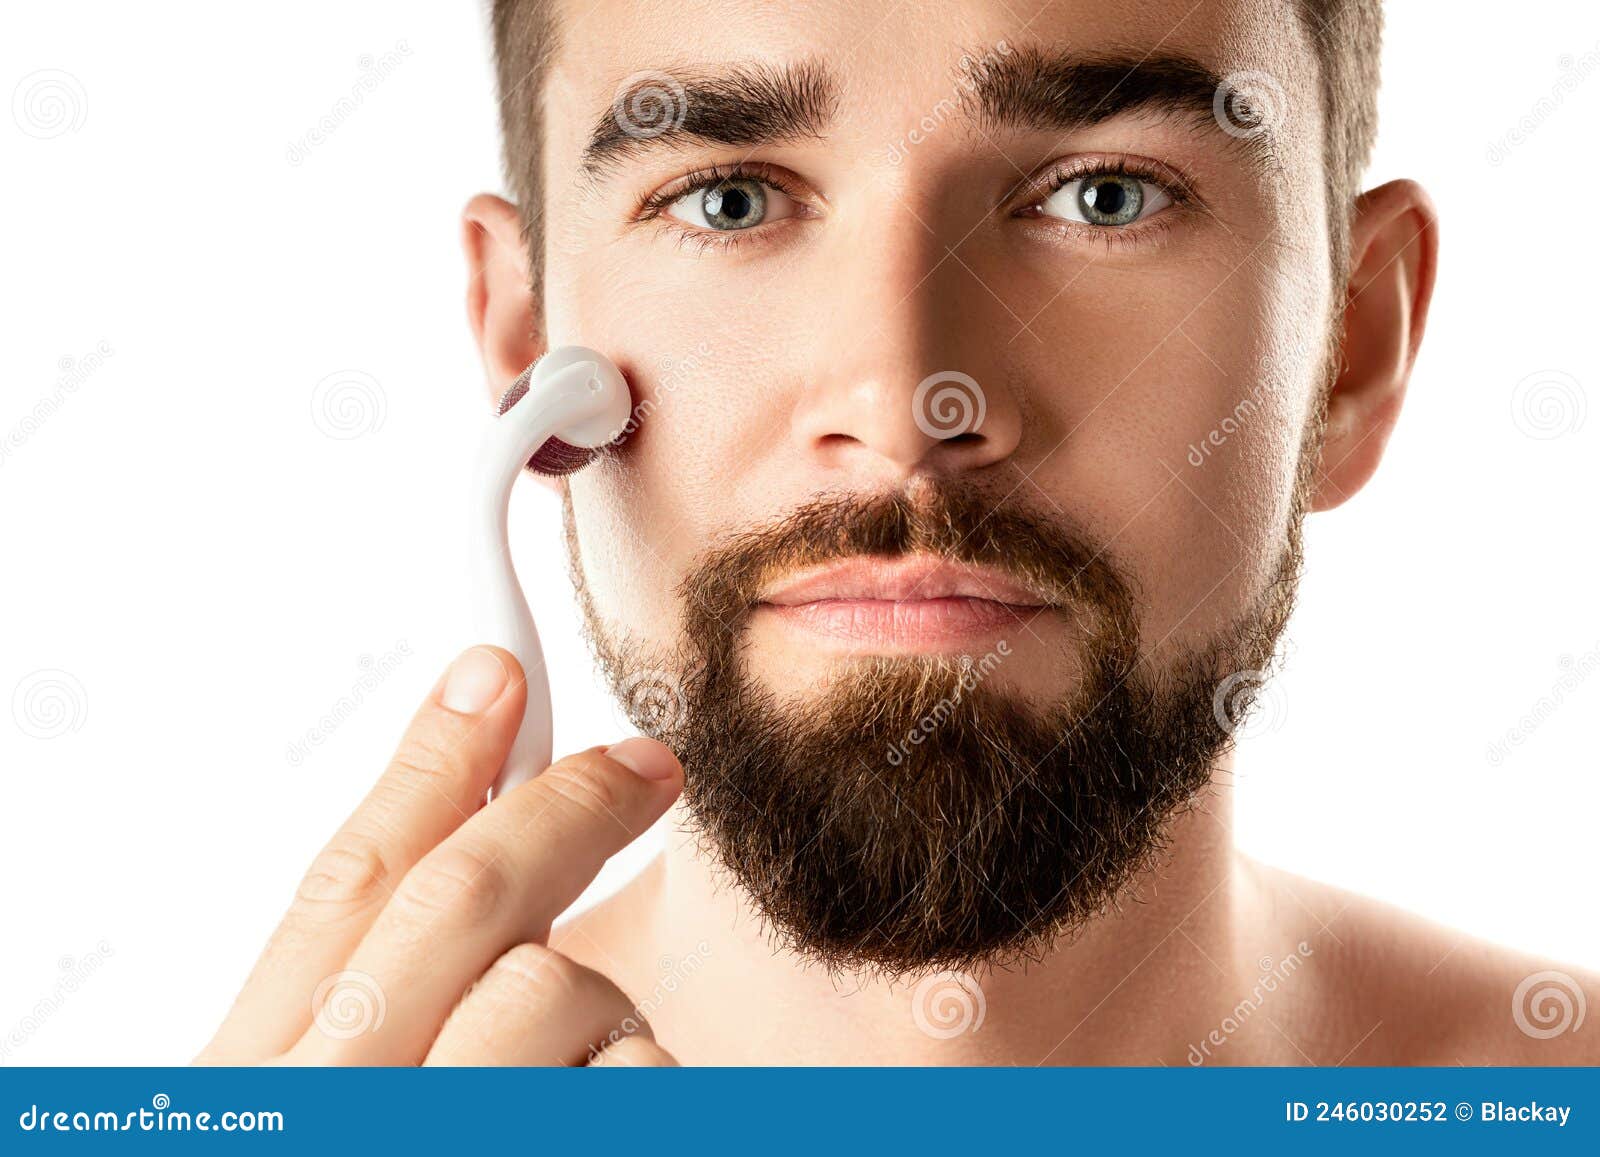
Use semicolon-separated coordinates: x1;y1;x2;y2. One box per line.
761;555;1050;607
755;555;1051;651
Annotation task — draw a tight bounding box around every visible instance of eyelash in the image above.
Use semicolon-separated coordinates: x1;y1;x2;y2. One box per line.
636;161;808;255
1021;155;1196;253
634;155;1197;255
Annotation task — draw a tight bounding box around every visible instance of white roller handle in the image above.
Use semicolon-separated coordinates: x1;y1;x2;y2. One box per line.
470;348;630;799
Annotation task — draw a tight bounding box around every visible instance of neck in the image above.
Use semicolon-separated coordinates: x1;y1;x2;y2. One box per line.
565;763;1288;1065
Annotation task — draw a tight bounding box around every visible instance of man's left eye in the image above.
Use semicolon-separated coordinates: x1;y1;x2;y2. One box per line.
1038;174;1173;227
666;177;797;231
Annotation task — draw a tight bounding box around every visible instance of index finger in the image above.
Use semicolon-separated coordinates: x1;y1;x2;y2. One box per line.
296;737;683;1064
202;645;527;1061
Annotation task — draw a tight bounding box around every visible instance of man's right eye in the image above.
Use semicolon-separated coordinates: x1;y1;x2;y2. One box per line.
1038;173;1175;227
665;176;799;232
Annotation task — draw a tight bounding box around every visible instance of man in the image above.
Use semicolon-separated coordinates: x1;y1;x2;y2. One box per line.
203;0;1597;1065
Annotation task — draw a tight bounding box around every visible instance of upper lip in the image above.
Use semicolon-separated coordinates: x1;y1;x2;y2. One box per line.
759;554;1051;607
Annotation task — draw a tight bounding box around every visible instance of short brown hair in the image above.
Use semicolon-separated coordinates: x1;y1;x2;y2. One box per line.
489;0;1382;294
1293;0;1384;293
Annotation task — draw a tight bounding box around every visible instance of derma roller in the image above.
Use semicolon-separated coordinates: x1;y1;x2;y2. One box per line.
472;345;631;799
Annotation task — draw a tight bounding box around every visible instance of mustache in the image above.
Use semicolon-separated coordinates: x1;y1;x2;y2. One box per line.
676;480;1141;644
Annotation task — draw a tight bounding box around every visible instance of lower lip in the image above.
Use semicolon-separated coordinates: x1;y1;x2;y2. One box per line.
757;597;1045;651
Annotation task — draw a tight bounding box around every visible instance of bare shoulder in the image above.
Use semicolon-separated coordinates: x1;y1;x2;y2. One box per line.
1247;859;1598;1065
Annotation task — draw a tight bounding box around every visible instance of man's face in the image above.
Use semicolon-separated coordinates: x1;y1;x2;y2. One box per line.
529;0;1336;971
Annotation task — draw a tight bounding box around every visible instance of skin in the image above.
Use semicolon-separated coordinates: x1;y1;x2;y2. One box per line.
208;0;1597;1064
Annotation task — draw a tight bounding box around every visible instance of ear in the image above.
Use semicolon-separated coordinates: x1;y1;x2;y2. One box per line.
1309;178;1440;512
461;193;562;493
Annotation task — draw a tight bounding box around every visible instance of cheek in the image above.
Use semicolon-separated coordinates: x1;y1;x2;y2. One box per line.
1019;265;1321;652
561;322;785;649
548;246;840;646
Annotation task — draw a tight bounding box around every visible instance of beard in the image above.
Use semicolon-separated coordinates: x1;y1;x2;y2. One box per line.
565;474;1305;978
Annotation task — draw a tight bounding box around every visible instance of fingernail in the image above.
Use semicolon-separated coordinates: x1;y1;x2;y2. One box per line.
605;737;681;782
441;647;509;714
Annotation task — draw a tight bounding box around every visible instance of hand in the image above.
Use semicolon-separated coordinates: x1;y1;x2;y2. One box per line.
199;645;682;1066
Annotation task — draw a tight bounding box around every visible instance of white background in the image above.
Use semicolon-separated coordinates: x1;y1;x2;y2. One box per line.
2;2;1597;1064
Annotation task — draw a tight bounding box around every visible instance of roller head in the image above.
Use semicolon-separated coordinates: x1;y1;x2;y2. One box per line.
495;346;631;475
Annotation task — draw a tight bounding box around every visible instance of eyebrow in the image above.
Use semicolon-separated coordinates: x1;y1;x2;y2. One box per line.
582;60;836;177
579;45;1280;180
959;45;1283;173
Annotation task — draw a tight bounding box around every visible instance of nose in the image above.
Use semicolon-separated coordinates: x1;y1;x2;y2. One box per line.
790;214;1023;481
